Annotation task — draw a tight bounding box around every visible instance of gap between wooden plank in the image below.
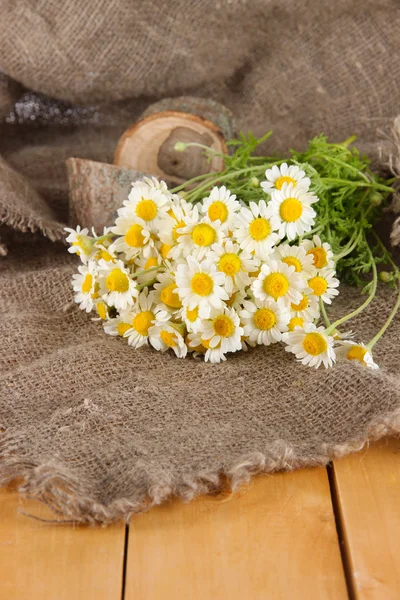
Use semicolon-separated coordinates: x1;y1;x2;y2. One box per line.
124;467;348;600
327;463;357;600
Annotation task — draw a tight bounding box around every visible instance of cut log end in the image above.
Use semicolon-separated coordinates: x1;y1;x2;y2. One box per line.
114;111;228;185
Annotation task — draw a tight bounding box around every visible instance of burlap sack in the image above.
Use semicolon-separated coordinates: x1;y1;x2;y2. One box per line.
1;0;400;523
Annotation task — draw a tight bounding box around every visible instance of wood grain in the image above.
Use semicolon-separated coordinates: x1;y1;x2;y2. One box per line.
332;438;400;600
0;487;126;600
125;467;348;600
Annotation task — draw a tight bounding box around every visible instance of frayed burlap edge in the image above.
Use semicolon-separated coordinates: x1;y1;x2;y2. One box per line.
1;407;400;525
0;203;65;243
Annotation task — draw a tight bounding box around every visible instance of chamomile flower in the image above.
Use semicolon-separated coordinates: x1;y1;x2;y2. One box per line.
251;260;304;308
134;251;163;285
177;208;228;260
201;307;243;354
302;236;334;271
149;322;187;358
65;226;95;263
201;186;241;227
175;255;228;318
290;291;320;321
186;332;225;363
118;179;170;231
104;309;136;337
178;305;203;333
336;341;379;369
233;200;280;259
93;299;109;321
110;215;153;260
287;316;306;331
157;194;194;255
209;240;258;294
240;298;290;345
92;243;117;263
125;289;170;349
153;271;182;310
98;259;138;310
261;163;311;193
307;269;340;304
266;183;318;241
72;261;98;312
283;323;336;368
272;243;316;276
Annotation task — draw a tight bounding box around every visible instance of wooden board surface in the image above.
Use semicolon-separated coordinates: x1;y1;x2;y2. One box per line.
332;438;400;600
0;486;126;600
2;438;400;599
125;467;348;600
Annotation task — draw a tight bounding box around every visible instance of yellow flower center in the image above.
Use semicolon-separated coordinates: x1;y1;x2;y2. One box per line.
254;308;276;330
346;345;367;363
275;175;296;190
282;256;302;272
192;223;216;247
125;224;145;248
117;322;132;337
307;247;328;270
263;273;289;300
249;217;271;241
81;273;93;293
173;220;185;242
308;276;328;296
191;273;214;296
96;302;107;320
201;337;214;349
96;249;114;262
291;293;309;312
106;268;130;292
208;201;228;223
302;332;327;356
160;243;172;259
132;311;154;336
186;306;199;322
145;257;158;269
135;199;157;221
213;315;235;337
160;330;177;348
218;253;242;276
160;283;182;308
288;316;304;331
279;198;303;222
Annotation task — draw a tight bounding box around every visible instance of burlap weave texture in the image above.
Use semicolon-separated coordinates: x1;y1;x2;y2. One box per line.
0;0;400;523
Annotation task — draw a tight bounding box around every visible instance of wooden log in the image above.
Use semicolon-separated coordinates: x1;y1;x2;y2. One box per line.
114;97;236;185
67;158;148;231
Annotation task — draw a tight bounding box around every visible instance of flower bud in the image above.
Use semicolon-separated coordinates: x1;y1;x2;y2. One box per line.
370;191;383;206
379;271;391;283
250;177;260;188
174;142;187;152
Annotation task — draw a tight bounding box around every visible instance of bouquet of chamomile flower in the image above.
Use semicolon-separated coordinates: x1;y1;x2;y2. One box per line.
66;133;400;367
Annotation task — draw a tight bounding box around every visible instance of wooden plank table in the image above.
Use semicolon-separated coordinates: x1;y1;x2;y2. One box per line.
1;437;399;599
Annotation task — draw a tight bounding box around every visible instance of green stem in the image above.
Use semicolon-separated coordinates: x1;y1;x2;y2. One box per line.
326;241;378;335
321;178;394;193
367;282;400;350
320;298;332;328
131;265;165;279
137;278;157;291
334;230;362;262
